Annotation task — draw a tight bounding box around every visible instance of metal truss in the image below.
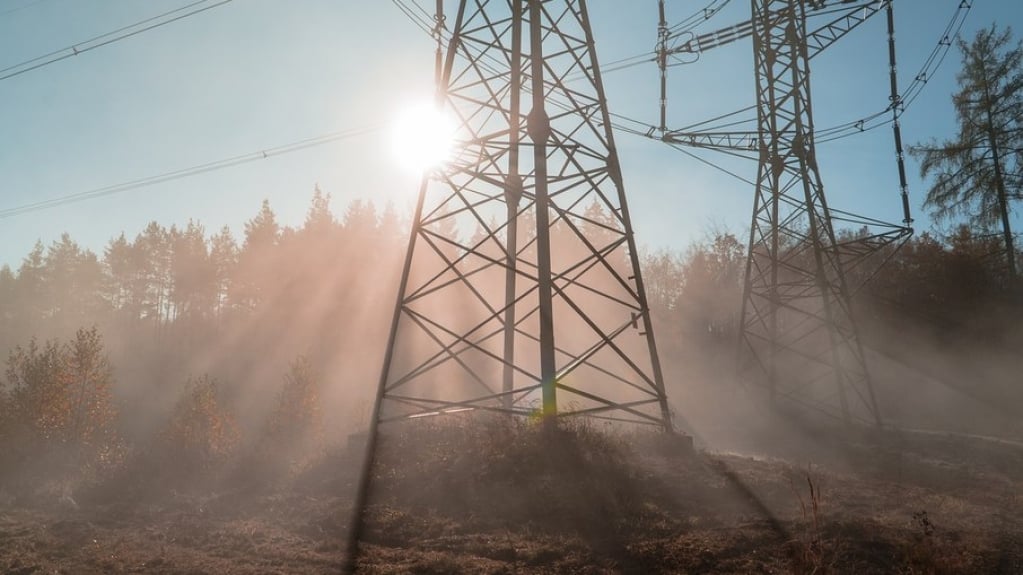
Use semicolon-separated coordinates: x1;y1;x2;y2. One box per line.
651;0;915;424
737;0;887;425
660;0;885;65
371;0;674;430
657;0;889;144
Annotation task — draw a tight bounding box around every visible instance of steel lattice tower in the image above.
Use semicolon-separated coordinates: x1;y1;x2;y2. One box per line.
345;7;677;569
737;0;882;425
371;0;674;431
655;0;916;425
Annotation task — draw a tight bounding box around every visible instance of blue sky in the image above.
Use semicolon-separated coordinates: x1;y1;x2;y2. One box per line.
1;0;1021;269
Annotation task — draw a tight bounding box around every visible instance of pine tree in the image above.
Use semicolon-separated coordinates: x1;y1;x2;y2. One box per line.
342;199;378;239
378;200;404;245
16;241;48;327
244;198;281;251
0;266;16;350
44;234;105;331
233;200;281;311
208;226;238;319
170;220;215;324
136;222;172;325
911;24;1023;282
303;184;335;236
103;233;134;314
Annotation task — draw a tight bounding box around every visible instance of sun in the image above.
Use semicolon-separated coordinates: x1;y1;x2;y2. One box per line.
390;101;458;174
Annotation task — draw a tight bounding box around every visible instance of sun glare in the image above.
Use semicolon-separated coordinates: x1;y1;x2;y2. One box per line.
390;102;457;174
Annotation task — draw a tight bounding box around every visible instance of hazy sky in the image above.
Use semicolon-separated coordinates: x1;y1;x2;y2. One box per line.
1;0;1021;269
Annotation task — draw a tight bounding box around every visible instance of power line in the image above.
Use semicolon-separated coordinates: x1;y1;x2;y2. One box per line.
390;0;652;84
0;0;233;82
656;0;973;145
388;2;755;191
816;0;972;143
404;0;434;23
390;0;434;37
588;52;655;76
5;0;597;219
0;0;46;17
668;0;732;34
0;124;382;219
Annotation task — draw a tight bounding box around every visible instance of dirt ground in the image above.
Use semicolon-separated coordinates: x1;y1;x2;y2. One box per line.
1;423;1021;574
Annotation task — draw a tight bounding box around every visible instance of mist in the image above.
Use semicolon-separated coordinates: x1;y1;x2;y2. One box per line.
1;191;1022;572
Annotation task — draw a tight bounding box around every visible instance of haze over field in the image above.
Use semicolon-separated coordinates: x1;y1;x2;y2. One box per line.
2;1;1023;573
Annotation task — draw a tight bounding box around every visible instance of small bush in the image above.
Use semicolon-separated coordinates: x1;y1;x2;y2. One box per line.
0;328;123;492
263;357;324;464
158;374;239;481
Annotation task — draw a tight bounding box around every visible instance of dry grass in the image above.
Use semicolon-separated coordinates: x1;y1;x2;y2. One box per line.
1;417;1021;573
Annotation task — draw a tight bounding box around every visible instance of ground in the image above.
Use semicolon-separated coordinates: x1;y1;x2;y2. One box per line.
1;421;1021;574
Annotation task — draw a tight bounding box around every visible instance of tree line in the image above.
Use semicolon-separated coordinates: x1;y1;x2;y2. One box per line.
1;24;1021;493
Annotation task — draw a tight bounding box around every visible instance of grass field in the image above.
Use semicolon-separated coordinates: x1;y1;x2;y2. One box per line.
1;417;1021;574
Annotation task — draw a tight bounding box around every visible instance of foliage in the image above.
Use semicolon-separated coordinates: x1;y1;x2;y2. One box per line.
677;232;745;337
4;339;68;443
643;231;744;348
0;190;1021;573
911;24;1023;278
0;327;121;485
2;328;118;448
1;190;1022;496
160;374;239;472
262;355;325;470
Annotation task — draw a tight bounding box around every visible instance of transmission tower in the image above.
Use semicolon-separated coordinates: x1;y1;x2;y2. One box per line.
740;0;878;425
367;0;673;430
345;2;676;568
655;0;915;425
369;0;675;441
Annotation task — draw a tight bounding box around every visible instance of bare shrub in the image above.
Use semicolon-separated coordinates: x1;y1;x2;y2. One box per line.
788;468;835;574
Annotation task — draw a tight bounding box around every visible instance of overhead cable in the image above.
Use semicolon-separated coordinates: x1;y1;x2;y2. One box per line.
390;0;434;37
668;0;732;34
0;124;381;219
816;0;972;143
389;2;757;191
0;0;45;17
0;0;233;82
